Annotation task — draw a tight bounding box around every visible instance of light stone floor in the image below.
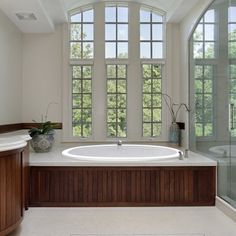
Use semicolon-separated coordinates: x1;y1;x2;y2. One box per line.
9;207;236;236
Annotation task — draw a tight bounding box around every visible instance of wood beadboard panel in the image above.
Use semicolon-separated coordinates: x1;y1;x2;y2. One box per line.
30;166;216;207
0;150;23;234
0;123;62;134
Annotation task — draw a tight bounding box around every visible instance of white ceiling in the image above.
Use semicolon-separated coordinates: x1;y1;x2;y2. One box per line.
0;0;200;33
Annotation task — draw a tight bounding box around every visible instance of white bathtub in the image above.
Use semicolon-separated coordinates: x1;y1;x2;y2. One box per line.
62;144;180;162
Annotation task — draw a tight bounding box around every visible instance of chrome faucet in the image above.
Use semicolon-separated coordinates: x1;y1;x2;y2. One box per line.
178;151;184;160
117;140;122;146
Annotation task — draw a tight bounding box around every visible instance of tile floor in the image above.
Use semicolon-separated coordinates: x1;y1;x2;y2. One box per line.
9;207;236;236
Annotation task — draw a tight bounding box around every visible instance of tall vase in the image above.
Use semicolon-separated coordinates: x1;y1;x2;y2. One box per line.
169;122;180;145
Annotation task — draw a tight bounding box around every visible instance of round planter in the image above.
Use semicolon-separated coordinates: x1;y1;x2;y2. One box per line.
30;134;54;153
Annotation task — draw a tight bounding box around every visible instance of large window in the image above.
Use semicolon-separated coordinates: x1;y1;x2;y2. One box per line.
192;9;216;137
107;65;127;137
68;3;165;140
140;9;163;58
142;64;162;137
194;65;214;137
105;6;128;58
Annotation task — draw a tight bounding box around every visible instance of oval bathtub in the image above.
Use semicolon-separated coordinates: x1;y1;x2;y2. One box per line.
62;144;180;162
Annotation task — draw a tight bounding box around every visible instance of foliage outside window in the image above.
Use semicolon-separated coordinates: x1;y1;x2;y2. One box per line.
70;9;94;59
228;6;236;58
72;65;92;137
192;9;215;137
142;64;162;137
193;9;215;59
194;65;214;137
107;65;127;137
68;4;165;139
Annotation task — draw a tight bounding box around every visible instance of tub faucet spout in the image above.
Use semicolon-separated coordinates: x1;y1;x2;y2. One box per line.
117;140;122;146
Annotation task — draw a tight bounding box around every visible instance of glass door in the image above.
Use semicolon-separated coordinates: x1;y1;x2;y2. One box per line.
229;1;236;207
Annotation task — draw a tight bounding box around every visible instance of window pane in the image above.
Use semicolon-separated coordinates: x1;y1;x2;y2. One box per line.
105;24;116;40
205;24;214;41
140;9;151;22
140;24;150;40
71;24;81;40
71;13;81;22
70;42;81;59
107;65;116;78
73;66;81;78
143;79;152;93
117;42;128;58
83;10;93;22
152;24;163;40
194;42;203;59
143;64;152;78
204;9;215;23
106;7;116;22
205;42;214;58
117;80;126;93
107;80;116;93
118;24;128;40
118;7;128;22
143;123;151;137
83;66;92;78
153;42;163;58
117;65;126;78
228;7;236;22
152;13;163;22
229;42;236;58
73;94;81;107
83;42;93;59
153;123;161;136
153;109;161;122
143;94;152;107
229;24;236;40
106;42;116;58
83;24;93;40
73;80;81;93
140;42;151;58
193;24;203;40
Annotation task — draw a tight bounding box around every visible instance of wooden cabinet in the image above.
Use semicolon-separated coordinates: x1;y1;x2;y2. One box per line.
30;166;216;207
0;145;29;236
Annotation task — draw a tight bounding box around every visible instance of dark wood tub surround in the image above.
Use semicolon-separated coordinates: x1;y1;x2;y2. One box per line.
30;166;216;207
0;144;29;236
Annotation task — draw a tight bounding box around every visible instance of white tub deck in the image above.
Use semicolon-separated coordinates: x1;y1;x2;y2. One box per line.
29;145;216;167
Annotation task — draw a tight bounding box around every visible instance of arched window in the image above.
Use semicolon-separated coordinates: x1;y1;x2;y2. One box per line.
67;3;165;140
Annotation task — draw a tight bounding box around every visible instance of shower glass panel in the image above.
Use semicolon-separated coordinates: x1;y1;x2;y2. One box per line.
189;0;236;208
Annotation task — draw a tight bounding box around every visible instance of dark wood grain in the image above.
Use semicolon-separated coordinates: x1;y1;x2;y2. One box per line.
29;166;216;207
0;149;25;235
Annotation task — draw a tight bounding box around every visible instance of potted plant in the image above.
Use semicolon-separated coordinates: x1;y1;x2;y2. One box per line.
29;121;55;153
28;102;58;153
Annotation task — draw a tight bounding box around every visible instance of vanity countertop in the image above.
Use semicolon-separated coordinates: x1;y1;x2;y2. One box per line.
0;131;31;152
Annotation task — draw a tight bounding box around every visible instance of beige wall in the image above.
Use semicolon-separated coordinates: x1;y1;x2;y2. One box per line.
0;9;23;125
22;26;62;123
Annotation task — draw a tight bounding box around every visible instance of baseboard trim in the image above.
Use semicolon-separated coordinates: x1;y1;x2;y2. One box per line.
216;196;236;222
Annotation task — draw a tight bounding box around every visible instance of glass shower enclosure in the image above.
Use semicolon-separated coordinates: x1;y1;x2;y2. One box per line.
189;0;236;208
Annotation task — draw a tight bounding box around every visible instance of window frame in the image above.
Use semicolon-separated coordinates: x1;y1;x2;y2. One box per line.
63;2;167;142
